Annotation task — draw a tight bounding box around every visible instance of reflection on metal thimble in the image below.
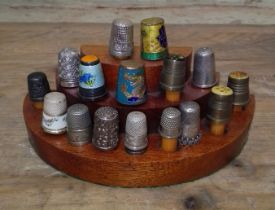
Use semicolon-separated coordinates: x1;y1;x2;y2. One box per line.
67;104;92;146
79;55;107;101
27;72;50;102
58;48;80;88
125;111;148;154
42;92;67;134
227;71;249;106
179;101;201;145
92;106;119;150
159;107;181;139
109;18;134;59
192;47;217;88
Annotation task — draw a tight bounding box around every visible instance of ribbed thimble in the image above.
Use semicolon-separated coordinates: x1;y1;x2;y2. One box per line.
109;18;134;59
227;71;249;106
160;54;186;91
179;101;201;145
58;48;80;87
27;72;50;102
92;106;119;150
159;107;181;139
67;104;92;146
42;92;67;134
192;47;217;88
125;111;148;154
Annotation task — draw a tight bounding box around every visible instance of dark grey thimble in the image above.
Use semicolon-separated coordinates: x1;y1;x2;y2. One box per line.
27;72;50;101
160;54;186;91
124;111;148;154
179;101;201;145
109;18;134;59
67;104;92;146
192;47;217;88
92;106;119;150
159;107;181;139
58;48;80;87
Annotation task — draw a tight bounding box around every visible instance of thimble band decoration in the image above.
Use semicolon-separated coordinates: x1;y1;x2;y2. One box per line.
42;112;67;134
27;72;50;102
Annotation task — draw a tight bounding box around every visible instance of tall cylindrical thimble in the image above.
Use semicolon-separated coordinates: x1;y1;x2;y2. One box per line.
109;18;134;59
124;111;148;154
92;106;119;151
179;101;201;145
192;47;217;88
42;92;67;134
58;48;80;88
67;104;92;146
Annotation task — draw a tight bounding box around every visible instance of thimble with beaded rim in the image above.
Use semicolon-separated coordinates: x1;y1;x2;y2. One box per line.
27;72;50;102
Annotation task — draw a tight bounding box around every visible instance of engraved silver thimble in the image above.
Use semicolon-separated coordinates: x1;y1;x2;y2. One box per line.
92;106;119;150
192;47;217;88
109;18;134;59
159;107;181;139
179;101;201;145
42;92;67;134
58;48;80;87
67;104;92;146
124;111;148;154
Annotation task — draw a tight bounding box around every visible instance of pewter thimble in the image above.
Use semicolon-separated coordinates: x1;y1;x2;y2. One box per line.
109;18;134;59
192;47;217;88
179;101;201;145
124;111;148;154
159;107;181;139
67;104;92;146
27;72;50;102
227;71;249;106
58;48;80;87
160;54;186;91
42;92;67;134
92;106;119;150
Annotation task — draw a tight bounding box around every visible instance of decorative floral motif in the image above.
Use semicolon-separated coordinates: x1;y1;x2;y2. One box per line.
79;72;95;87
157;26;167;48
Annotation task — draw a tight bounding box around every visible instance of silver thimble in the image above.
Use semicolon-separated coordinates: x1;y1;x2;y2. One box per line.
67;104;92;146
42;92;67;134
92;106;119;150
160;54;186;91
125;111;148;154
58;48;80;87
192;47;217;88
159;107;181;139
179;101;201;145
109;18;134;59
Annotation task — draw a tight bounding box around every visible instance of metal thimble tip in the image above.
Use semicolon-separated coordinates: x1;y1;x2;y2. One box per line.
27;72;50;102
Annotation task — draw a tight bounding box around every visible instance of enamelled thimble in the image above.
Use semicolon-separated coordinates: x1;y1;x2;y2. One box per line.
192;47;217;88
179;101;201;145
58;48;80;88
124;111;148;154
42;92;67;134
109;18;134;59
79;55;106;101
92;106;119;151
67;104;92;146
140;17;168;60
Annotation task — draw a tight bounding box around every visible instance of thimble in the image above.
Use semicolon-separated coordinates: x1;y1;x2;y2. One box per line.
116;60;147;105
42;92;67;134
58;48;80;88
109;18;134;59
192;47;217;88
124;111;148;154
179;101;201;145
67;104;92;146
92;106;119;151
27;72;50;102
79;55;107;101
141;17;168;60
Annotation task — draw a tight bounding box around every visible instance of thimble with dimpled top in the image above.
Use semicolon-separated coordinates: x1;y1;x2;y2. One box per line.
124;111;148;154
42;92;67;134
27;72;50;102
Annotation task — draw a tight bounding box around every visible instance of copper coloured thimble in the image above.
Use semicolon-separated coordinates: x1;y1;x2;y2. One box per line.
42;92;67;134
92;106;119;151
109;18;134;59
27;72;50;102
124;111;148;154
192;47;217;88
67;104;92;146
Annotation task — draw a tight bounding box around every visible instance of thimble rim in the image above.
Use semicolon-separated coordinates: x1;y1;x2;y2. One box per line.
120;60;144;70
192;77;217;89
141;17;164;25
